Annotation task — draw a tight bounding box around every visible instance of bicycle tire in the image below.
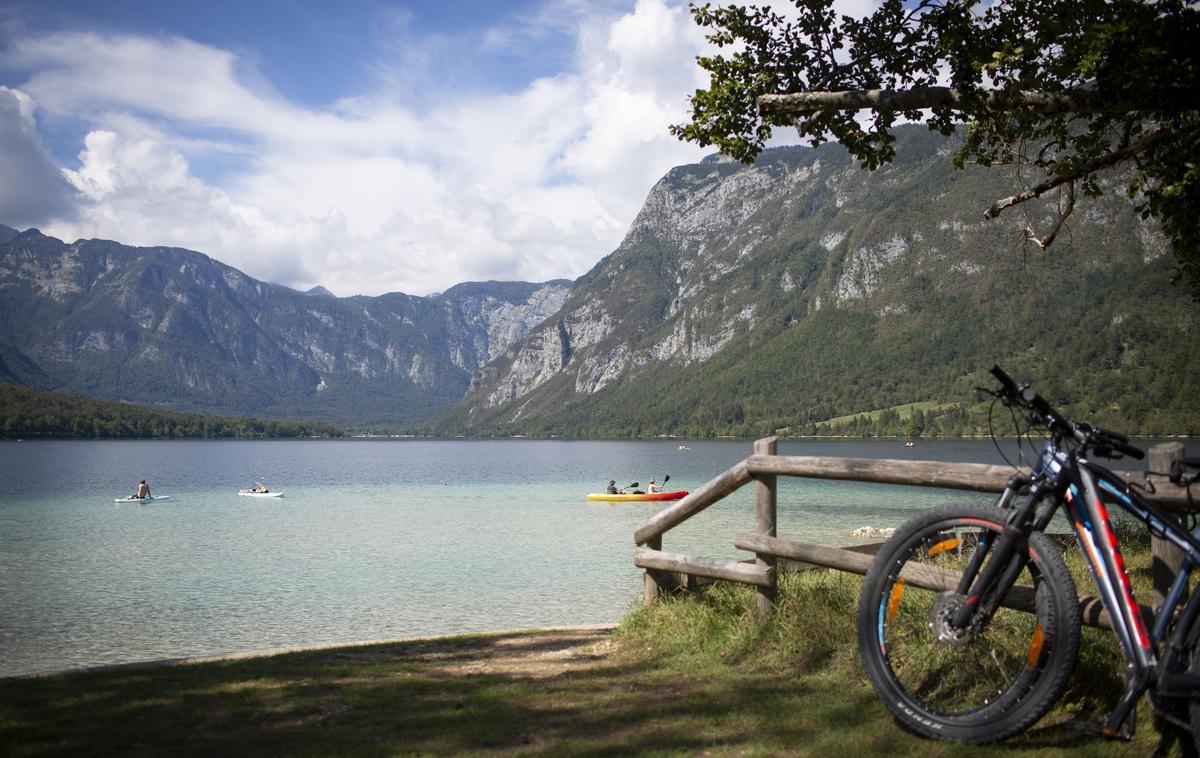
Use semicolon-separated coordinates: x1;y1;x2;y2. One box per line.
856;502;1081;742
1189;640;1200;750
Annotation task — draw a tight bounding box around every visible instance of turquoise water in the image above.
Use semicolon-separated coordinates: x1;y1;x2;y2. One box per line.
0;438;1010;676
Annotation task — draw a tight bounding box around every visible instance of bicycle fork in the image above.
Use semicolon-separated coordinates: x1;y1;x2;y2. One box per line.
949;478;1041;630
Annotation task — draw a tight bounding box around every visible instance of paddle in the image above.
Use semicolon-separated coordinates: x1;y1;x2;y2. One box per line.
645;474;671;494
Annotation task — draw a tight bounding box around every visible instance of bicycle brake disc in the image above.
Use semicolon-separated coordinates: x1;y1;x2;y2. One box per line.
929;591;985;645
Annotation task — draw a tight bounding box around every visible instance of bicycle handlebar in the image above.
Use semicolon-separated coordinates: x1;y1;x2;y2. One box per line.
1093;425;1130;444
988;363;1020;395
1112;439;1147;461
988;363;1145;461
1170;458;1200;484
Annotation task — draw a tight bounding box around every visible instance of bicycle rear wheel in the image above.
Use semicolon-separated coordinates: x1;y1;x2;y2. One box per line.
1189;640;1200;750
856;503;1081;742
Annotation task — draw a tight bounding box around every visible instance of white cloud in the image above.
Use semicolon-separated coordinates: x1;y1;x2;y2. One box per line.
5;32;295;135
56;128;330;287
1;1;742;296
0;86;78;227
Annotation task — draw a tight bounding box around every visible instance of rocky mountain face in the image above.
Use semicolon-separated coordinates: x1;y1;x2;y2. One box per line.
443;126;1198;436
0;228;568;423
4;125;1195;435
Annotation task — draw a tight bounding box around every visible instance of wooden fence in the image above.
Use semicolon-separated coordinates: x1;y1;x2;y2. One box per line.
634;437;1194;631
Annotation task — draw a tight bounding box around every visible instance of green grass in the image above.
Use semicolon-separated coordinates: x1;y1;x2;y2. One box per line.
615;569;1172;756
820;401;954;428
0;531;1186;756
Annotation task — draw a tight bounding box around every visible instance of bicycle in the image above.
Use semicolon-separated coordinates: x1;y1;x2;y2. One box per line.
855;364;1200;743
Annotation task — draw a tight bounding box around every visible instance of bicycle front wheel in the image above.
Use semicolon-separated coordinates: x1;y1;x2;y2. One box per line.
856;503;1081;742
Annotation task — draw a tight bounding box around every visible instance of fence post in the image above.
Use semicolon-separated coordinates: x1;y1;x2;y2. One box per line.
754;436;779;618
1149;442;1187;613
643;536;663;605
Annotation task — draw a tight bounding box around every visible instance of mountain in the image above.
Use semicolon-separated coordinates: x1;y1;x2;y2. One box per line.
0;229;569;424
440;127;1200;437
6;126;1197;436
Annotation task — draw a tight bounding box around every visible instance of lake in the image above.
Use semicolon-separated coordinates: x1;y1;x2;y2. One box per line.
1;437;1027;677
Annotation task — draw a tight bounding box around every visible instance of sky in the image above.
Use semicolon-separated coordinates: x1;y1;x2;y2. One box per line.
0;1;854;297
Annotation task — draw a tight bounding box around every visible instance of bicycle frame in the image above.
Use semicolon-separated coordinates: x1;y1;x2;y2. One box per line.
1048;455;1200;735
950;448;1200;737
860;365;1200;742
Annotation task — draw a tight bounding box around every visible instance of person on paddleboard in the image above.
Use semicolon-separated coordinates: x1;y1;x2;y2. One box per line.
134;480;151;500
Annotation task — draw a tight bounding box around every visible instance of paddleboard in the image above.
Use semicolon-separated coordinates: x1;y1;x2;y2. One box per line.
585;490;688;502
238;491;284;498
114;495;170;503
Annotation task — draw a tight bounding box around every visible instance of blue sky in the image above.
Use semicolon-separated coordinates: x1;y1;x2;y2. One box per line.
8;1;600;118
0;1;815;295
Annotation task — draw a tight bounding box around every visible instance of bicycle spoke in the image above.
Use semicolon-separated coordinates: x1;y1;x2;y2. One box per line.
878;526;1051;716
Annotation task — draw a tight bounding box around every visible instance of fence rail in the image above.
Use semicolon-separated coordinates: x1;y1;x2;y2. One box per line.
634;437;1192;630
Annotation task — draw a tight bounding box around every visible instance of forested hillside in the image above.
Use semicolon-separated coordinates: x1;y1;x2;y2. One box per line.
0;383;343;439
4;127;1196;439
437;127;1200;438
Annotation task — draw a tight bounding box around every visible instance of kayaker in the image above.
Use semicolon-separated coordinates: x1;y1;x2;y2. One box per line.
606;480;620;494
647;479;662;494
134;480;151;499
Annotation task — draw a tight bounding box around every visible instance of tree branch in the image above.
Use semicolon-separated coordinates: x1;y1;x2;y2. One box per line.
757;87;1113;118
984;127;1175;219
1021;181;1074;250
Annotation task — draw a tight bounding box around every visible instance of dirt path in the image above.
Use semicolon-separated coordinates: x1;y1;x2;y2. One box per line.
389;626;618;677
294;625;620;679
0;625;620;683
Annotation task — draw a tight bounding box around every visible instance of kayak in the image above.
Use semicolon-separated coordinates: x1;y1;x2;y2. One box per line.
114;495;170;503
586;490;688;502
238;491;283;498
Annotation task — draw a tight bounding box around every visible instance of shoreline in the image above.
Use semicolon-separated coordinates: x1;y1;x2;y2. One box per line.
0;624;618;683
4;432;1195;442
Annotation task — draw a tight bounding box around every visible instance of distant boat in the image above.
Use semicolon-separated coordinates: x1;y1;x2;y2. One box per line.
239;490;283;498
677;445;691;451
904;442;915;448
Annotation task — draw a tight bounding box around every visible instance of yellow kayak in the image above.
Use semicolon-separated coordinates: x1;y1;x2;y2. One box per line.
585;490;688;502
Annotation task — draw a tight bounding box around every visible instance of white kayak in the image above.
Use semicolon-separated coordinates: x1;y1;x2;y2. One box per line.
238;490;283;498
114;495;170;503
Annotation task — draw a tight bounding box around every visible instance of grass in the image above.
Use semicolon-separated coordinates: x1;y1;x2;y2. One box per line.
820;400;955;428
0;527;1188;756
616;569;1171;757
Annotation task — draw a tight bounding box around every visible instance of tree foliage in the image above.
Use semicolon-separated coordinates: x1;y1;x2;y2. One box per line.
672;0;1200;293
0;383;344;439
